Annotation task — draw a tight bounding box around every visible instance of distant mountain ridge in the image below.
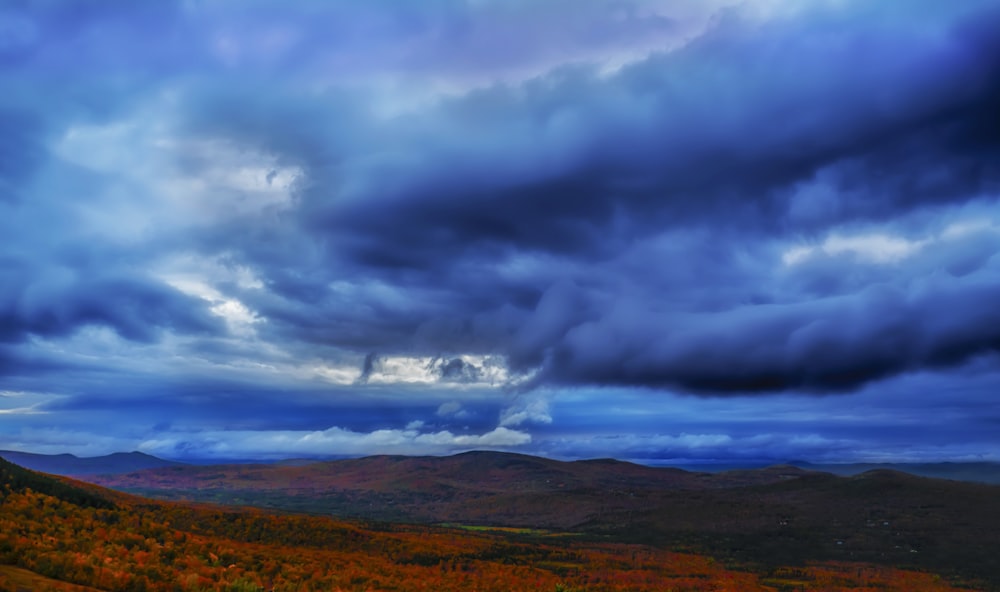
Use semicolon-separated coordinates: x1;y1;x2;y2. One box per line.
666;459;1000;485
786;460;1000;484
0;450;184;476
5;447;999;484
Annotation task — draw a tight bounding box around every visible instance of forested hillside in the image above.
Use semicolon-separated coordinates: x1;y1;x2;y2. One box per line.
0;457;989;591
85;452;1000;587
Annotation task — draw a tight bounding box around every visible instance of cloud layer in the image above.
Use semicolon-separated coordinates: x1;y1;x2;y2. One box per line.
1;0;999;461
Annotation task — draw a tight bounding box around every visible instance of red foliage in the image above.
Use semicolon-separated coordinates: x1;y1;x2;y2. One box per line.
0;487;976;591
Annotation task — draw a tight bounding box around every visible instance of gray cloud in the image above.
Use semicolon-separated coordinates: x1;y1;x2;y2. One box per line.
153;0;1000;399
2;0;1000;461
0;264;222;345
356;352;380;384
530;271;1000;393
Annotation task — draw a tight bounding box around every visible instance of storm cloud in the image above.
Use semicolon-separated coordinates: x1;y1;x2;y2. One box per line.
1;0;999;462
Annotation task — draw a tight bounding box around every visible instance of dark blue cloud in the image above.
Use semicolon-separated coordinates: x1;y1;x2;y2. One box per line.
161;0;1000;396
39;382;501;436
2;0;1000;462
0;249;223;346
527;271;1000;393
293;0;1000;261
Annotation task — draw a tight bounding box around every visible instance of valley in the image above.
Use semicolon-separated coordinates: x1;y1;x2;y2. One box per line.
1;451;993;590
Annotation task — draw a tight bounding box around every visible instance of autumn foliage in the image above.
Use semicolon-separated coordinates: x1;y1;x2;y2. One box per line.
0;458;983;591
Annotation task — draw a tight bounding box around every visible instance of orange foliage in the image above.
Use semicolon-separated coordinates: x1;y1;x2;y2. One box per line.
0;487;978;591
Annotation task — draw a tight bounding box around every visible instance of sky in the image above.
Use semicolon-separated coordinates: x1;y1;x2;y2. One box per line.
2;0;1000;465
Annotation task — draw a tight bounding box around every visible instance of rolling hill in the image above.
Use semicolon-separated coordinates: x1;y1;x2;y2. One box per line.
2;454;977;591
83;451;815;524
82;450;1000;587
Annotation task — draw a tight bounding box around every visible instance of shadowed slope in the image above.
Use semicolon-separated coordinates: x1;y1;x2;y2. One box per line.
0;457;113;510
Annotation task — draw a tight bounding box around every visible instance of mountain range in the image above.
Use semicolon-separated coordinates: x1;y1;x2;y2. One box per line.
1;450;999;587
5;448;1000;484
0;450;183;476
2;454;978;592
70;450;1000;587
783;460;1000;484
